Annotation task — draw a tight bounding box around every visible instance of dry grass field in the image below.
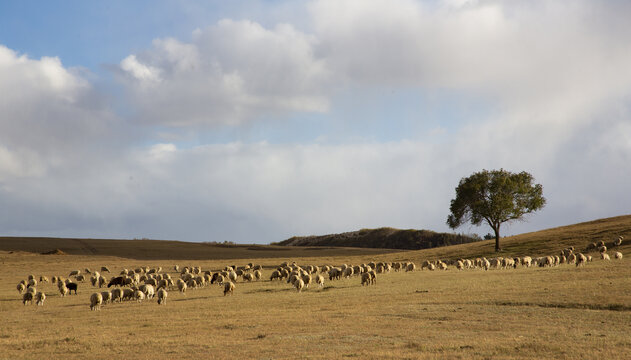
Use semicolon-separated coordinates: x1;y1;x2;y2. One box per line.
1;215;631;359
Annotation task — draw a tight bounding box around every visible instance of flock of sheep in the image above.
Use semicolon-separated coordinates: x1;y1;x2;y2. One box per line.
14;236;624;310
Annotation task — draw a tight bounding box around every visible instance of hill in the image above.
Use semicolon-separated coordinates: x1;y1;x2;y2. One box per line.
0;236;401;260
389;214;631;263
276;227;481;250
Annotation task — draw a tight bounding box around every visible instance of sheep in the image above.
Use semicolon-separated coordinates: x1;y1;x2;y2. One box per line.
601;253;611;261
614;252;623;260
59;283;69;297
315;274;325;287
177;279;187;293
23;292;34;305
101;291;112;304
90;293;103;310
28;274;35;281
39;276;49;283
69;270;81;277
343;267;354;278
84;268;92;274
614;236;624;247
576;253;587;267
26;287;36;297
122;288;135;301
437;262;448;271
427;263;436;271
35;292;46;306
66;282;78;295
253;270;262;281
140;284;155;299
17;283;26;294
302;274;312;288
599;246;607;253
100;266;111;273
27;278;37;288
157;288;168;305
522;256;533;268
294;278;305;293
98;276;107;288
111;288;123;303
224;281;235;296
107;276;126;288
567;253;576;265
361;272;372;286
328;268;342;280
456;261;464;270
587;255;593;262
134;290;145;303
406;263;416;272
52;276;58;284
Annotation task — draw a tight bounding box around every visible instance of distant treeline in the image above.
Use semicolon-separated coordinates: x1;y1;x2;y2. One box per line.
275;228;482;250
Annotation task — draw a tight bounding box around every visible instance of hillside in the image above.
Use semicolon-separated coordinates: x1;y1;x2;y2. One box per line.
277;227;480;250
0;236;401;260
386;214;631;264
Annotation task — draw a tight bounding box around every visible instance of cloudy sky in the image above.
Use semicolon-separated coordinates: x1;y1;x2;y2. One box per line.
0;0;629;243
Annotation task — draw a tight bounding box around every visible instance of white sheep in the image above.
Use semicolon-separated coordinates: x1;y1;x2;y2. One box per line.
156;288;167;305
315;274;324;287
302;274;312;288
253;270;262;281
406;262;416;272
361;272;372;286
601;253;611;261
39;276;49;283
101;291;112;304
243;273;254;282
35;292;46;306
69;270;81;277
111;288;123;303
599;246;607;253
27;278;37;288
224;281;235;296
140;284;155;299
90;292;103;310
614;252;623;260
58;283;69;297
294;278;305;293
177;279;187;293
17;283;26;294
613;236;623;247
134;289;145;302
576;253;587;267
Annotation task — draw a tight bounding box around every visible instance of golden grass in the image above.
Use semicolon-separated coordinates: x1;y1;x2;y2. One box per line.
1;215;631;359
1;250;631;359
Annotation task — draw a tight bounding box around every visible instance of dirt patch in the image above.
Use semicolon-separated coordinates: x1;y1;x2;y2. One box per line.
42;248;67;255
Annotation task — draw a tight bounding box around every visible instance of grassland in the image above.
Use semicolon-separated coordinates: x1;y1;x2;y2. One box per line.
1;215;631;359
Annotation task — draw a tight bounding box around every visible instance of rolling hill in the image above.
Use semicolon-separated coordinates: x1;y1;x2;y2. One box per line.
276;227;480;250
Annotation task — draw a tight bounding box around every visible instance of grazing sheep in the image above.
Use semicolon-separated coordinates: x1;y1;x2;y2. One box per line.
302;274;312;288
343;267;354;278
157;288;168;305
438;262;448;271
23;292;34;305
294;278;305;293
613;236;623;247
601;253;611;261
101;291;112;304
101;266;111;273
35;292;46;306
28;274;35;281
228;271;238;282
59;283;69;297
456;261;464;270
427;263;436;271
522;256;533;267
107;276;126;288
39;276;49;283
587;255;593;262
567;253;576;265
253;270;262;281
597;240;605;247
84;268;92;274
140;284;155;299
17;283;26;294
90;276;98;287
26;287;36;296
243;273;254;282
66;282;78;295
614;252;623;260
406;263;416;272
90;292;103;310
576;253;587;267
111;288;123;303
599;246;607;253
224;281;235;296
122;288;135;301
27;279;37;288
177;279;187;293
361;272;372;286
98;276;107;288
315;274;324;287
69;270;81;277
134;290;145;302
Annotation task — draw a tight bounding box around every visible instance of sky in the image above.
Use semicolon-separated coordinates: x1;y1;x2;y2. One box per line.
0;0;630;243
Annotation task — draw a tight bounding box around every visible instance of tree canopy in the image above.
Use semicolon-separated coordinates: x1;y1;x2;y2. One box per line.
447;169;546;252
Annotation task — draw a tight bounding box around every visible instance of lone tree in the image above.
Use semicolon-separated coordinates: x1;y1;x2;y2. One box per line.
446;169;546;252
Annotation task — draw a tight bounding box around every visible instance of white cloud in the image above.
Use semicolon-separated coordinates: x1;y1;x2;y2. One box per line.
118;19;330;127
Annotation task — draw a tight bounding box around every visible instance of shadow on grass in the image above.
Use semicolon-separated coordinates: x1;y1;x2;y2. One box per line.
489;300;631;312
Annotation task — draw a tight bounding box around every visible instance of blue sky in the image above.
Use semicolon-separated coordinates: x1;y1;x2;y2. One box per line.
0;0;630;243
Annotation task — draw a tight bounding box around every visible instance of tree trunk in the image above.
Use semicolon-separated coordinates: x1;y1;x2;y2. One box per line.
494;224;501;252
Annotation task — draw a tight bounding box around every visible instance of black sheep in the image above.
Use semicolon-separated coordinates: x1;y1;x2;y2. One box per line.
107;276;125;288
66;282;78;295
